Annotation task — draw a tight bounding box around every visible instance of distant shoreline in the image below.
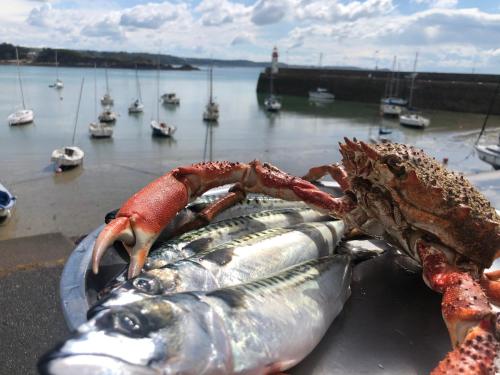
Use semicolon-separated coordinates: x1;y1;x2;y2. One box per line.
0;60;199;71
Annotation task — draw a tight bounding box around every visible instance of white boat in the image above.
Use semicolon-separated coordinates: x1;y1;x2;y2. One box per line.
400;53;430;129
8;48;34;126
151;120;177;137
8;109;34;126
0;182;16;225
129;67;144;113
51;146;85;170
380;57;407;117
309;87;335;101
264;95;282;112
98;107;117;123
100;65;114;106
151;57;176;137
380;102;402;116
476;143;500;170
399;112;430;129
49;50;63;89
162;92;180;105
89;64;113;138
51;78;85;171
264;48;281;112
89;122;113;138
128;99;144;113
203;66;219;122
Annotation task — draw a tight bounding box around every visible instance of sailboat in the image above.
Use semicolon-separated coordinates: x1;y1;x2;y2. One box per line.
309;53;335;101
380;57;407;117
151;58;176;137
264;47;281;112
7;48;34;126
49;50;63;89
89;64;113;138
203;65;219;122
51;78;85;171
400;52;430;129
128;66;144;114
100;64;114;106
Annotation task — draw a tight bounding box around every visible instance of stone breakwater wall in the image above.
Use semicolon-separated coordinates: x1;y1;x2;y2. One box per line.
256;67;500;114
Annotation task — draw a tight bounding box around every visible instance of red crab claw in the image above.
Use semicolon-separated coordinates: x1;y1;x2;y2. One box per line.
93;161;354;278
417;240;499;374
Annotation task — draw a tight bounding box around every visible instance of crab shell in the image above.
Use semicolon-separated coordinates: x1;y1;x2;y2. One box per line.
341;140;500;269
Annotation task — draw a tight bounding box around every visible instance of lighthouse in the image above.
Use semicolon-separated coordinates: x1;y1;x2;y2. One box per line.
271;46;279;74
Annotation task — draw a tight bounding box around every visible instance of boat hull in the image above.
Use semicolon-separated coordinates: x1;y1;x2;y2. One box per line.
380;104;402;117
476;145;500;170
399;114;430;129
309;92;335;101
8;109;34;126
51;146;85;169
89;123;113;138
151;120;176;137
0;182;16;225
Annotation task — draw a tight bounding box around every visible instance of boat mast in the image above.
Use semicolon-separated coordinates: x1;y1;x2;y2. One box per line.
55;50;59;80
388;56;397;98
15;48;26;110
72;78;85;145
135;65;142;102
93;63;97;119
408;52;419;108
156;56;160;121
209;65;213;104
105;64;110;96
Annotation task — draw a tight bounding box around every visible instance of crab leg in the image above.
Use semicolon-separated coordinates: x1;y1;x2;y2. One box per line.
93;161;354;278
302;163;351;191
417;240;499;374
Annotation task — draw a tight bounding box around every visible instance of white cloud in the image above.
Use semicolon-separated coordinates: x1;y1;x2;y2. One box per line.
195;0;249;26
295;0;395;22
251;0;289;25
82;17;125;41
119;2;185;29
231;32;256;46
26;3;52;27
413;0;458;9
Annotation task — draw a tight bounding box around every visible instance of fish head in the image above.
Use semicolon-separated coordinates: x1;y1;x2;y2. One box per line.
88;270;178;317
40;295;230;374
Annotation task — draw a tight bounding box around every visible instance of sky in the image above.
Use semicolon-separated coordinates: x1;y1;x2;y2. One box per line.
3;0;500;73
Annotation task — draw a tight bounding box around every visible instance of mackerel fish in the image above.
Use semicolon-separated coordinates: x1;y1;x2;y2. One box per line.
39;255;351;375
92;220;345;314
146;207;333;269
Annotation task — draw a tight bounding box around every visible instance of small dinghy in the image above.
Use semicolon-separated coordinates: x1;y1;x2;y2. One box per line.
151;120;176;137
51;146;85;170
0;182;16;224
89;122;113;138
51;78;85;172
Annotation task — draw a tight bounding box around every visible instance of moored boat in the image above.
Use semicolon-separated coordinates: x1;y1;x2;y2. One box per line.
203;65;219;122
476;141;500;170
89;122;113;138
98;108;117;123
151;120;176;137
309;87;335;101
264;95;282;112
162;93;180;105
399;112;430;129
8;48;34;126
0;182;16;224
51;78;85;171
128;66;144;113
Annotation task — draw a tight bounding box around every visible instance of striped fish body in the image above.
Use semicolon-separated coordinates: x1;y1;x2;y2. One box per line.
91;221;345;312
188;194;309;222
146;207;333;269
39;256;351;375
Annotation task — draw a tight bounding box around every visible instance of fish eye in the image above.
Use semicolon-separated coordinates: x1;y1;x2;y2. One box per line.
132;276;163;295
113;311;143;336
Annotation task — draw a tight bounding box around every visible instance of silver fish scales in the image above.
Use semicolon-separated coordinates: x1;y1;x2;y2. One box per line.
91;220;345;313
39;255;351;375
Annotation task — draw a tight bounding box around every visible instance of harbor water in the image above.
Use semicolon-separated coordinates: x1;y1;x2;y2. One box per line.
1;65;500;240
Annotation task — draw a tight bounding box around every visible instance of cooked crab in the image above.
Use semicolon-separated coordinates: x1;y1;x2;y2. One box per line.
92;138;500;374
